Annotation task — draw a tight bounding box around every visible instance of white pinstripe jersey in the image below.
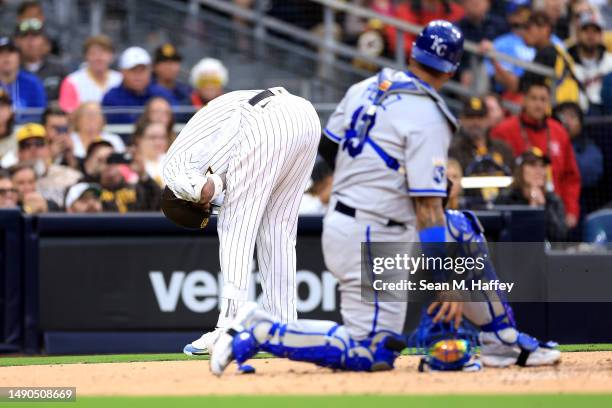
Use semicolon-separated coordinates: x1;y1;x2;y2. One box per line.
162;90;260;202
324;68;456;224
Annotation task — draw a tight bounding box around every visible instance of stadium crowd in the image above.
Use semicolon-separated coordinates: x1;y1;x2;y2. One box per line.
1;0;612;241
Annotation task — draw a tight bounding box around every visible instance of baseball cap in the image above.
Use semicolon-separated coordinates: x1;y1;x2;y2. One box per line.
15;18;44;36
0;89;11;105
506;0;531;15
579;12;603;30
516;147;551;166
190;58;229;88
16;123;46;143
0;37;18;52
118;47;151;70
65;182;102;209
462;97;488;117
154;43;182;63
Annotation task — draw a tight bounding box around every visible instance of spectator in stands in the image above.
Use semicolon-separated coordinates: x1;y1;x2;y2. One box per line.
386;0;464;59
102;47;175;124
99;152;161;212
0;89;15;166
42;104;77;168
483;93;506;126
456;0;507;85
58;35;122;113
450;97;514;177
519;11;581;104
9;161;59;213
540;0;571;40
15;123;81;207
0;169;18;209
14;18;67;101
495;148;568;241
484;0;534;97
80;140;114;183
0;36;46;123
137;96;176;141
131;121;169;188
64;182;103;213
450;97;513;206
553;101;603;189
190;58;228;108
16;0;60;56
299;158;333;215
491;81;581;227
568;12;612;113
70;102;125;159
153;43;192;106
446;158;465;210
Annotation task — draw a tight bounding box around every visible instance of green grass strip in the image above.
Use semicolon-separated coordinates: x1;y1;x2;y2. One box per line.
6;394;612;408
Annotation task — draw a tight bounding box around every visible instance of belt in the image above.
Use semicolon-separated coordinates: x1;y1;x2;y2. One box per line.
334;201;404;228
248;89;274;106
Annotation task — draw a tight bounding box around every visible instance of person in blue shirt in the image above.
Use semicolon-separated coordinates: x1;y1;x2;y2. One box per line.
483;0;562;95
0;36;46;124
102;46;176;124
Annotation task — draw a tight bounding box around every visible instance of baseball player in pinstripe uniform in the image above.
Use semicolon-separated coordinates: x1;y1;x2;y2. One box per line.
161;87;321;355
209;20;560;375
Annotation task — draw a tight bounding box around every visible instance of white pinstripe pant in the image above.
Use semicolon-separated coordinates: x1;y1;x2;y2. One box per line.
216;93;321;327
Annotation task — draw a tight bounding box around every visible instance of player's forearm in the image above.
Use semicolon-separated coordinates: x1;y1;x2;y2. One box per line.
414;196;445;232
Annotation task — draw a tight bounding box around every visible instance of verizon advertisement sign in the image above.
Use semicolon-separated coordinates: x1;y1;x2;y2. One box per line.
39;236;339;330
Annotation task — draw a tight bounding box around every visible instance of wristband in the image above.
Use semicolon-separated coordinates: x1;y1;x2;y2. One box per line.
209;173;224;201
418;226;446;243
419;226;447;282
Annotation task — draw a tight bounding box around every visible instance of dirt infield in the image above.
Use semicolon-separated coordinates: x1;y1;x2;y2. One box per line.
1;352;611;396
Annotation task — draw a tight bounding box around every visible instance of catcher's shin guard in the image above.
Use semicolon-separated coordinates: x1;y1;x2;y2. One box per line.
229;303;405;372
445;210;560;367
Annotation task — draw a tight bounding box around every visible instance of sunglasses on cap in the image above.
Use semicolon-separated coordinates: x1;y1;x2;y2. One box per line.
0;188;18;195
19;138;46;149
16;19;43;35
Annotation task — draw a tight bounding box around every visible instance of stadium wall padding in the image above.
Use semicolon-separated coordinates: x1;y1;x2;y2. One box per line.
1;209;611;354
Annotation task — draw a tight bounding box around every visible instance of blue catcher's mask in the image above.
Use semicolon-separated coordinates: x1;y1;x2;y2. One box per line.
408;307;480;372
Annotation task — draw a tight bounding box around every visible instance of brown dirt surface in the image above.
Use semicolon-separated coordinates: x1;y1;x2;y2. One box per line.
1;352;612;396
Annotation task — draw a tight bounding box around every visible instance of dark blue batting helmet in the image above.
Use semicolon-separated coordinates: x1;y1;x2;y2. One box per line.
411;20;464;74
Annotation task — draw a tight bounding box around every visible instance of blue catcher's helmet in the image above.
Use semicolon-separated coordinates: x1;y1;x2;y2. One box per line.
411;20;464;74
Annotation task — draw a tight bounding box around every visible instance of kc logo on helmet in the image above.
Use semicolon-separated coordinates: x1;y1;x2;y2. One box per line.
430;35;447;57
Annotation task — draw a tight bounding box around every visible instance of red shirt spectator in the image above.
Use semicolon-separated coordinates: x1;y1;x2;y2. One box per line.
386;0;464;59
491;83;581;226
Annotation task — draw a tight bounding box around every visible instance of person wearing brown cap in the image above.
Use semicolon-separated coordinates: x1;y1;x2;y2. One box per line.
0;36;46;123
14;123;81;207
450;97;514;175
14;18;68;101
450;97;514;206
495;147;568;241
153;43;192;106
568;12;612;112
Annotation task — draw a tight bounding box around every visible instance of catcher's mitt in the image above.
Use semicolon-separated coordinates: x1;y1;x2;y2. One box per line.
161;186;212;229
